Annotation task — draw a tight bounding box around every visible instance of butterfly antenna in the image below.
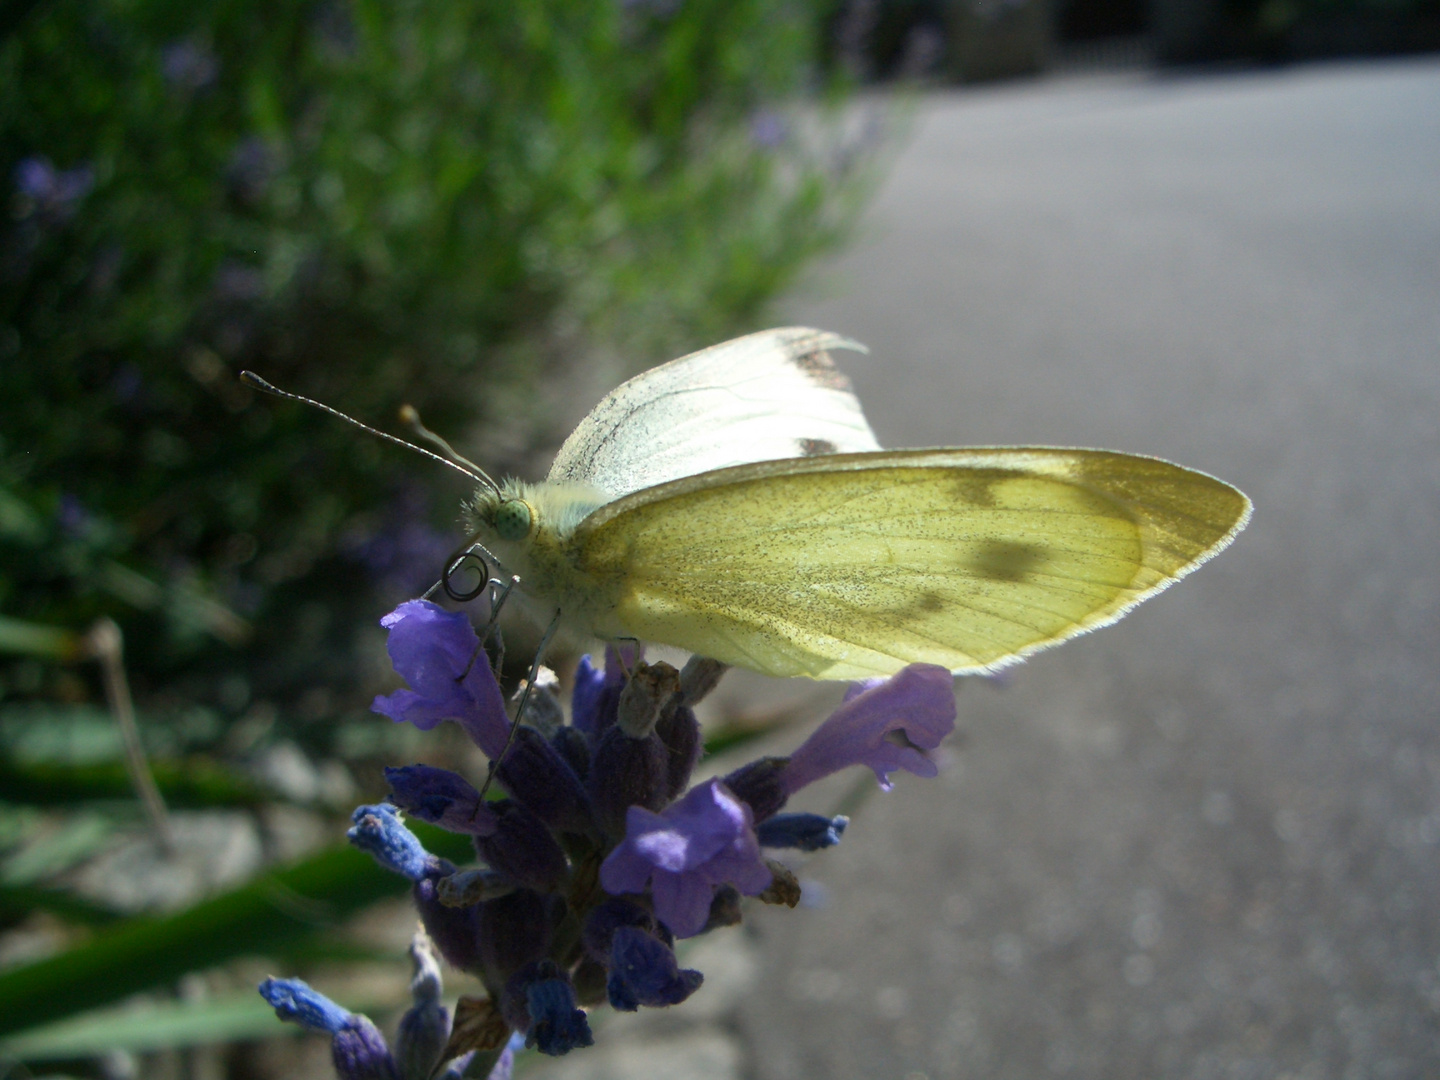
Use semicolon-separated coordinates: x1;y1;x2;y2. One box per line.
239;371;500;495
399;404;501;495
476;607;562;802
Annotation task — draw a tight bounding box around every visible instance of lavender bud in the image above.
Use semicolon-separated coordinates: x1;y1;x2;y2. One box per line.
607;925;703;1011
412;875;480;974
502;961;592;1056
478;889;557;990
348;804;433;881
258;979;398;1080
494;726;595;836
474;799;570;894
678;656;728;706
333;1017;400;1080
756;812;848;851
655;702;701;800
588;726;669;838
394;935;449;1080
720;756;790;823
384;766;496;836
616;661;681;738
551;725;591;780
581;897;658;964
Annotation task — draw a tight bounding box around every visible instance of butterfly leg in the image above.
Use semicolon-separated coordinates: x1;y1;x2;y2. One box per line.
476;607;564;801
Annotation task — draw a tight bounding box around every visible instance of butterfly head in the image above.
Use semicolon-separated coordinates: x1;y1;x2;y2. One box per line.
491;496;535;542
466;479;608;550
467;484;533;547
463;479;613;624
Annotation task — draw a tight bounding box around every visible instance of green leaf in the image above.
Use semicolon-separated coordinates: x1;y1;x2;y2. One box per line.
0;822;473;1040
0;883;123;927
0;758;269;809
0;616;82;662
0;812;113;886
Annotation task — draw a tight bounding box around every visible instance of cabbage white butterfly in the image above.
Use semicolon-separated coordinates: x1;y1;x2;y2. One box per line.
459;327;1251;681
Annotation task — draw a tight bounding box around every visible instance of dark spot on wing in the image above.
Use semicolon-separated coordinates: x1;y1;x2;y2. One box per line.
969;540;1046;582
951;477;997;507
789;347;853;392
918;590;945;612
798;438;838;456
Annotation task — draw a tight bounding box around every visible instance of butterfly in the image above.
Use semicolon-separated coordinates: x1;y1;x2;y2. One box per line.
462;327;1251;681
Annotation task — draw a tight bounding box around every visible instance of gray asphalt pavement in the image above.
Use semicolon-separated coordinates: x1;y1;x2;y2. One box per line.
732;58;1440;1080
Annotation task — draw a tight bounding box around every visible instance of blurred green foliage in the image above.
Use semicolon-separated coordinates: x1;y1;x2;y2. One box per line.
0;0;874;747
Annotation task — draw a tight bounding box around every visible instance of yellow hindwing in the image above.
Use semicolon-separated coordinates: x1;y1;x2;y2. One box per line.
566;448;1251;680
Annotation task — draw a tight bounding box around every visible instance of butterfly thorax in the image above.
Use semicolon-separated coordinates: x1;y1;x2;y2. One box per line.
465;479;625;637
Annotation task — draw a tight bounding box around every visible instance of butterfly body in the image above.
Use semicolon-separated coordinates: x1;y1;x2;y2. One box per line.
465;329;1251;681
470;478;626;640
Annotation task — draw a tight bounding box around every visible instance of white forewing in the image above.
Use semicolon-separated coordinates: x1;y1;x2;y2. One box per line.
546;327;881;500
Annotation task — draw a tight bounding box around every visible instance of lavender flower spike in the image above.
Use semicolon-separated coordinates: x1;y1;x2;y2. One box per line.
371;601;510;758
600;779;772;938
780;663;956;794
258;977;398;1080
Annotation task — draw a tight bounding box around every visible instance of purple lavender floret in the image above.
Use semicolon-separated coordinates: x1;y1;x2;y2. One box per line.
347;803;434;881
568;652;610;739
371;601;510;756
384;764;496;835
308;600;958;1071
600;779;772;938
570;645;635;740
780;663;956;792
491;725;595;836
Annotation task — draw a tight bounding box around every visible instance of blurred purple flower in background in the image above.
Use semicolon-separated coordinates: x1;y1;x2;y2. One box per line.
13;156;93;222
621;0;683;18
161;38;219;91
340;488;457;601
55;494;94;540
225;137;278;204
749;110;788;149
212;261;267;304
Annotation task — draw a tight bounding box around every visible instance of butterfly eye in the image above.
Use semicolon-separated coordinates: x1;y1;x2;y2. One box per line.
493;499;533;541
